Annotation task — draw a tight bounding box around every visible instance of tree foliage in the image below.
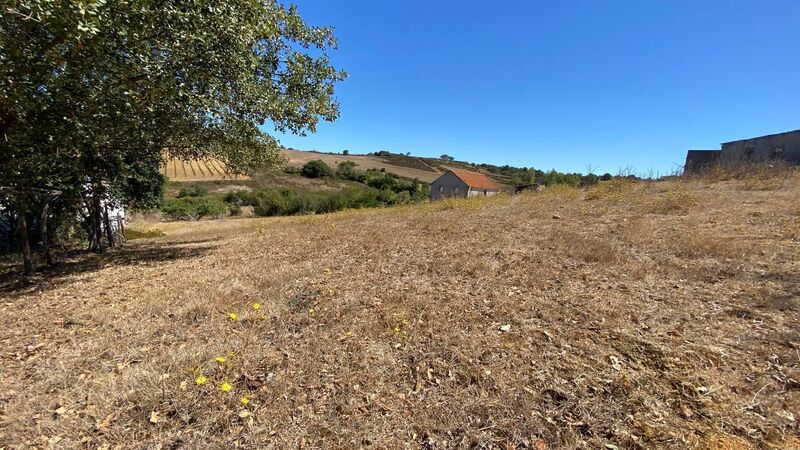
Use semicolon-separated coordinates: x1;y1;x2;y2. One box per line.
0;0;345;271
301;160;334;178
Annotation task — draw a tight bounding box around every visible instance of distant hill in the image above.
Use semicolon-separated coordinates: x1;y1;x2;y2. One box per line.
162;148;528;186
281;148;509;186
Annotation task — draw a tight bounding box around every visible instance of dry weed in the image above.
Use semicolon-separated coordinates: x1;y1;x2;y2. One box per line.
670;231;746;259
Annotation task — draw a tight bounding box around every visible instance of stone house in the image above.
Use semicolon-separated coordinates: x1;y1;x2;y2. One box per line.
430;169;501;200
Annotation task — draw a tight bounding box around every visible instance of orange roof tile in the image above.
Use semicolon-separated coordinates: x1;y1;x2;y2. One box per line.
449;169;500;190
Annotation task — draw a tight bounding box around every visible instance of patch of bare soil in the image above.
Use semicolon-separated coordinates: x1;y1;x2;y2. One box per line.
1;175;798;449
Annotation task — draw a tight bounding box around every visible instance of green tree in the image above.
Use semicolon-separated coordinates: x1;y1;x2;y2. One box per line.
301;160;334;178
1;1;346;272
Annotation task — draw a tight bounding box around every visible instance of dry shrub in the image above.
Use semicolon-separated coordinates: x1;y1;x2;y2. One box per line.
643;184;696;214
428;194;505;212
551;229;622;264
783;204;800;240
671;231;746;259
698;434;754;450
687;160;797;191
584;178;635;201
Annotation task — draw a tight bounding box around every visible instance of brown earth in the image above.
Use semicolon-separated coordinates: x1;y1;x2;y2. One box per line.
1;174;799;449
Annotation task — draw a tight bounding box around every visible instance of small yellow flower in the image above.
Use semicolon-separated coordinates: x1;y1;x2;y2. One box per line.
251;303;260;311
240;396;250;405
215;357;226;364
219;382;233;392
308;308;315;314
227;313;238;321
195;375;208;386
393;326;401;333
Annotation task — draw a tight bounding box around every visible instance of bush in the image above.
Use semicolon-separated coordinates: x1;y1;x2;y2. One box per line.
252;190;289;217
223;189;258;206
301;160;333;178
336;160;359;180
177;184;206;198
228;202;242;216
282;165;300;175
161;197;227;220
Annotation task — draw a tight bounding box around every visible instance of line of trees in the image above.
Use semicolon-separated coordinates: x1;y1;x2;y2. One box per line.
0;1;345;274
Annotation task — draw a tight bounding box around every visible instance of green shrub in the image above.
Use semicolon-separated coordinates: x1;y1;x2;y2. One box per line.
252;190;289;217
177;184;206;198
301;160;333;178
282;165;300;175
336;160;359;180
161;197;227;220
223;189;258;206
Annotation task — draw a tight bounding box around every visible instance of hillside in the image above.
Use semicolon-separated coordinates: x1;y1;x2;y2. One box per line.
163;149;456;184
281;149;447;184
1;174;799;448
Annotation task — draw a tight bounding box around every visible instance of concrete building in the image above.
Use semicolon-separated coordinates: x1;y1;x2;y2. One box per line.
430;169;501;200
685;129;800;172
684;150;721;172
719;130;800;164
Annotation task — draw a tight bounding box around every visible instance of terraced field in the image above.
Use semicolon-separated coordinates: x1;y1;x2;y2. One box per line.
162;157;249;181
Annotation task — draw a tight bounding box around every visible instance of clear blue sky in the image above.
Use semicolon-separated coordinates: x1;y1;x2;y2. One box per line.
274;0;800;175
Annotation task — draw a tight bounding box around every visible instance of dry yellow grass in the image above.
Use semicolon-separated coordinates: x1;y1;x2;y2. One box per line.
1;173;799;449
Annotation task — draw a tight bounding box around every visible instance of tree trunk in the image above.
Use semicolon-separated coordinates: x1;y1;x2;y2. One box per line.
89;183;104;252
103;204;115;248
40;200;52;265
15;194;33;275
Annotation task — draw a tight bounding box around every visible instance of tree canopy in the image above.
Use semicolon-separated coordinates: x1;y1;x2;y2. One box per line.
0;0;346;272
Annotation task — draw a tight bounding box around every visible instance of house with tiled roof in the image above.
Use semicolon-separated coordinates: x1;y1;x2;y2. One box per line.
430;169;501;200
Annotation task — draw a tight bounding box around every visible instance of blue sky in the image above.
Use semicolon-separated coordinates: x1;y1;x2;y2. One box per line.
274;0;800;175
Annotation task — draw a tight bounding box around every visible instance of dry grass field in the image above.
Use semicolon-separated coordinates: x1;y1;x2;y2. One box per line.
1;173;799;449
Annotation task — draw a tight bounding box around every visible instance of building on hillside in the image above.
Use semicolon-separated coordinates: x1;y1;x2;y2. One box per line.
685;150;722;173
430;169;501;200
685;129;800;173
720;130;800;164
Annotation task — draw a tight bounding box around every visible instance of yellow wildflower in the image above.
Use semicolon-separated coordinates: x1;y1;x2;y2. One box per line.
195;375;208;386
251;303;260;311
219;382;233;392
240;396;250;405
215;357;226;364
227;313;238;321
